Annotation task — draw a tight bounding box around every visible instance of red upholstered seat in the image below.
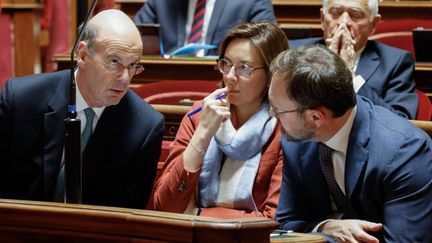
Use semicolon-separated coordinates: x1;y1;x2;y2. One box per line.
131;80;220;105
415;89;432;121
369;19;432;60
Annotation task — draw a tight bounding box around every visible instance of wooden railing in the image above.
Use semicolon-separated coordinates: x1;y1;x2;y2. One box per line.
0;198;279;242
53;54;432;95
150;104;432;140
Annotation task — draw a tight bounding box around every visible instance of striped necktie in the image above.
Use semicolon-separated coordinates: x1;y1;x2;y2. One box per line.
53;107;96;201
188;0;206;44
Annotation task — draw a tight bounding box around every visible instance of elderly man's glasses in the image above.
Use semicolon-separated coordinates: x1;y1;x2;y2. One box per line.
217;58;265;79
93;54;144;75
269;104;302;118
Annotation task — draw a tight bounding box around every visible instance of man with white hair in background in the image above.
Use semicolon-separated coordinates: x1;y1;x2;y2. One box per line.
289;0;418;119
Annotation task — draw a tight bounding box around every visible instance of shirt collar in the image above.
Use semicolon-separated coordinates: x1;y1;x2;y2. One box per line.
353;46;366;72
324;106;357;154
75;69;105;118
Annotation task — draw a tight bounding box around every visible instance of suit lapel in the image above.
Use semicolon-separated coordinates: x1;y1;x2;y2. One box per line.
43;74;69;195
176;1;188;50
345;98;371;199
356;42;379;82
206;0;227;45
300;143;333;213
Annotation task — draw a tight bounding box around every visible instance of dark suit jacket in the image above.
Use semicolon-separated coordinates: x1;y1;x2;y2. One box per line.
276;96;432;242
134;0;276;55
289;38;418;119
0;70;164;209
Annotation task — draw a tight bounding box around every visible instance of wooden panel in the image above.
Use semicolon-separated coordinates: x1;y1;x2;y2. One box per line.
0;199;280;243
13;9;40;76
2;1;43;77
114;0;146;18
152;104;189;140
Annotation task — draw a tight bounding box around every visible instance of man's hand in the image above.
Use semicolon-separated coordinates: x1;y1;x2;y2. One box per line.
319;219;382;243
325;24;356;72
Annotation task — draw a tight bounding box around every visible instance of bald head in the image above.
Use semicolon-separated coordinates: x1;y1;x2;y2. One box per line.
90;9;141;43
80;9;143;55
75;9;144;107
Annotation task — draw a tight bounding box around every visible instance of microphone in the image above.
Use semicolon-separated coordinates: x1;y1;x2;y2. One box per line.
64;0;98;204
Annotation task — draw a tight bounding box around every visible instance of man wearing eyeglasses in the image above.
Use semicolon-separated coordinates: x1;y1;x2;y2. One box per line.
269;45;432;242
289;0;418;119
0;10;164;209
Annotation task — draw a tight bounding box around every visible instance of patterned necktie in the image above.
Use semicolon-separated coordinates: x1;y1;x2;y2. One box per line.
188;0;206;44
53;108;96;201
318;143;348;215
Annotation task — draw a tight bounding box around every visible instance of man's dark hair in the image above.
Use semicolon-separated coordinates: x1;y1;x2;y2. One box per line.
270;45;356;117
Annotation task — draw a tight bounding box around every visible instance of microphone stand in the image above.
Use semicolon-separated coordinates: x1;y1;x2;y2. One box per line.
64;0;98;204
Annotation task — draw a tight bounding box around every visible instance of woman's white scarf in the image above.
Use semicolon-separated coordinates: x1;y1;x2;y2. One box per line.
198;103;276;211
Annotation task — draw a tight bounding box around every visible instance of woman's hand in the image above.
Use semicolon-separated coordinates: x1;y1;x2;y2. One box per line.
183;87;230;172
199;87;230;136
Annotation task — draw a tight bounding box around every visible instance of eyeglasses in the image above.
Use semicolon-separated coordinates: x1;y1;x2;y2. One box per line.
92;54;144;75
217;58;265;79
269;103;302;118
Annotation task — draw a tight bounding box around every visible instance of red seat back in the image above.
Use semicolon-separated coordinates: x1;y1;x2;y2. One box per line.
370;19;432;60
132;80;220;105
415;89;432;121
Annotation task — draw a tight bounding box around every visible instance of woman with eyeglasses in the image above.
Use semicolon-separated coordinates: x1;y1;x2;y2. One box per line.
149;23;288;219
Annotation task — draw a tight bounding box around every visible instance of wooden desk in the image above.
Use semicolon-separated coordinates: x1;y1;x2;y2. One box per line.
1;1;44;77
271;232;325;243
53;54;432;94
0;198;278;242
410;120;432;137
0;199;324;243
53;54;220;83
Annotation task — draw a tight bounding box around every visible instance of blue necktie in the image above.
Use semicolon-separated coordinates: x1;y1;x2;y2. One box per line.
53;108;95;201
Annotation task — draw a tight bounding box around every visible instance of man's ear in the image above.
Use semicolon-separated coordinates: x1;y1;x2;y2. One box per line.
305;107;326;129
320;8;325;31
369;14;382;36
76;41;88;68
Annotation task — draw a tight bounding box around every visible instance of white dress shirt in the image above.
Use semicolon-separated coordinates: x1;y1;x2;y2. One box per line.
313;106;357;231
75;77;105;132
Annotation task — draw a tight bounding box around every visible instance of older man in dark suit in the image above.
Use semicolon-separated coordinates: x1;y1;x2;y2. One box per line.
0;10;164;209
289;0;418;119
